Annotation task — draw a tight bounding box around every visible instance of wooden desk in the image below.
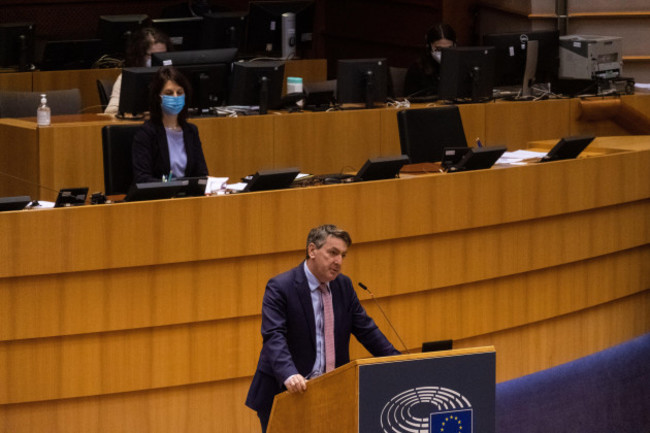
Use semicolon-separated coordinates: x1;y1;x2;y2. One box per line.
0;59;327;115
2;94;649;202
0;138;648;432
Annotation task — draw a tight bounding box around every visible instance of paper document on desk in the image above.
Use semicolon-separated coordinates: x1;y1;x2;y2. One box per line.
497;150;547;165
205;177;229;195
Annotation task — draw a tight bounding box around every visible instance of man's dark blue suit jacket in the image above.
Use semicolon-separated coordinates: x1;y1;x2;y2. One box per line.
245;262;400;415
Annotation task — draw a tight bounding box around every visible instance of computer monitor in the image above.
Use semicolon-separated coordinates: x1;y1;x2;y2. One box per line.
445;146;506;172
439;47;495;103
243;167;300;192
228;60;285;114
0;22;35;71
118;66;159;117
152;48;238;111
54;187;89;207
0;195;31;212
482;30;560;91
151;16;203;51
201;11;248;50
98;14;148;57
336;58;388;108
124;180;188;202
353;155;410;182
176;176;209;197
422;340;453;352
245;0;315;58
539;135;594;162
39;39;103;71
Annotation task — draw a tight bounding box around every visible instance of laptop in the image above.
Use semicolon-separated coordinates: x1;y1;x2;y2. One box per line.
539;135;595;162
54;187;89;207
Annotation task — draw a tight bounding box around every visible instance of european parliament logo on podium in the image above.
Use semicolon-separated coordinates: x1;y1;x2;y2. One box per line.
358;352;494;433
431;409;473;433
380;386;474;433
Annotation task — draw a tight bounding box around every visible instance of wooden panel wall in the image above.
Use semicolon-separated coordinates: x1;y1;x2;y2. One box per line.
0;138;649;432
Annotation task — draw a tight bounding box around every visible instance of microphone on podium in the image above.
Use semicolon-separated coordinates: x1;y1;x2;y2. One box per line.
358;282;410;354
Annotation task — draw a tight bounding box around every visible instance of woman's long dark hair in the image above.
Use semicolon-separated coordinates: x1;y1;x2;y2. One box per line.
124;27;173;67
148;66;192;125
419;23;457;75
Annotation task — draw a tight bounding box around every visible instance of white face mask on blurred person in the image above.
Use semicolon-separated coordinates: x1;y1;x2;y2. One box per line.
430;38;455;64
145;57;152;68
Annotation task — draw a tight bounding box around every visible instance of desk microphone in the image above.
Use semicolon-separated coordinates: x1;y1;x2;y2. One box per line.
358;282;410;354
0;169;60;195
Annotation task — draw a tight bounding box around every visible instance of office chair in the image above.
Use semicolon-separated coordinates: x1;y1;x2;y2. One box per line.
101;124;140;195
0;88;82;118
96;79;114;111
396;105;467;163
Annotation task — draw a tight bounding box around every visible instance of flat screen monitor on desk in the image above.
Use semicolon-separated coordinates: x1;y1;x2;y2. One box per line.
422;339;453;352
245;0;315;58
152;48;238;111
336;58;388;109
98;14;148;57
176;177;208;197
201;11;248;50
151;16;203;51
125;181;188;202
118;66;159;118
54;187;89;207
0;196;32;212
228;60;285;114
439;46;495;103
0;22;35;71
445;146;506;172
243;167;300;192
39;39;103;71
539;135;594;162
482;30;559;97
353;155;410;182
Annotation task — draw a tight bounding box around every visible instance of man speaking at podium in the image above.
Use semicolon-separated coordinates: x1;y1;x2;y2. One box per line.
246;224;401;432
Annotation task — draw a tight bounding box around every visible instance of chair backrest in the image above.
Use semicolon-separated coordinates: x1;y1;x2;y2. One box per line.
0;88;82;118
397;106;467;163
97;79;114;110
101;124;140;195
389;66;408;98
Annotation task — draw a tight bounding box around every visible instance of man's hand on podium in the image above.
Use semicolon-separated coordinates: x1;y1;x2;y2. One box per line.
284;374;307;394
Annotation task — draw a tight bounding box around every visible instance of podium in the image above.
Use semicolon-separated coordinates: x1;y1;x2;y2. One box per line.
268;346;496;433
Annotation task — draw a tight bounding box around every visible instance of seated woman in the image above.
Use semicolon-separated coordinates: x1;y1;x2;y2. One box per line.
404;23;456;99
132;66;209;183
104;27;172;115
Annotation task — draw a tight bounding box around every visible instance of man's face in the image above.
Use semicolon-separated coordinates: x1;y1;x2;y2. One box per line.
306;235;348;283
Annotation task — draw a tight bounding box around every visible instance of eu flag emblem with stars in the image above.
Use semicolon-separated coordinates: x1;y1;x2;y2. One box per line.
430;409;473;433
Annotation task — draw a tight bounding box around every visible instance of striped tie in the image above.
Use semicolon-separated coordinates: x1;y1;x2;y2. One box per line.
319;283;336;372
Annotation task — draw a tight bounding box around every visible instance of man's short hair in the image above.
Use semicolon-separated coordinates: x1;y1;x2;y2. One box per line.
305;224;352;259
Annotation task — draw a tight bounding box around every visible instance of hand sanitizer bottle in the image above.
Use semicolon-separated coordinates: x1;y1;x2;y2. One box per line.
37;93;51;126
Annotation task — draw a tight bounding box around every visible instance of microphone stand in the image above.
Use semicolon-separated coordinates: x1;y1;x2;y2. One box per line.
358;282;410;354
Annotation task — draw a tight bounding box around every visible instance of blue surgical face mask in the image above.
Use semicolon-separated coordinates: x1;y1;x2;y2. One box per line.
161;94;185;115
